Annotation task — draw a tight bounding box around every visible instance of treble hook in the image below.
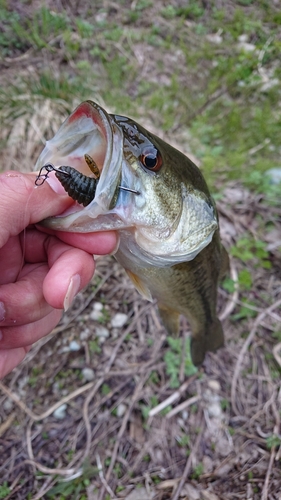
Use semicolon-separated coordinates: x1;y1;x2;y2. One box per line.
35;163;70;186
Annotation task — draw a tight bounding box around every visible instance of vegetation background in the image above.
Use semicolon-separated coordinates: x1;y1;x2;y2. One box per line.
0;1;280;499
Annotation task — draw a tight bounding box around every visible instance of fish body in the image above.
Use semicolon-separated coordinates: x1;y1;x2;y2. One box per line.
35;101;228;365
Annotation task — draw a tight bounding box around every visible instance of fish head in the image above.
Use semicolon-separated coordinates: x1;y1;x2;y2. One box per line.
37;100;218;266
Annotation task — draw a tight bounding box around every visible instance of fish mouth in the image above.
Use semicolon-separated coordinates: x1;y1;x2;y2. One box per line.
35;100;130;231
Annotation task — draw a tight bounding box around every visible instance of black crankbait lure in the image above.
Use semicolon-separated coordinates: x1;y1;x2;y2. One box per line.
35;154;100;207
35;153;140;206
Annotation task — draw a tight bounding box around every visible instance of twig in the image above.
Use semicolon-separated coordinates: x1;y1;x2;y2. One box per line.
261;448;275;500
231;298;281;416
172;415;204;500
148;377;197;417
165;395;201;419
96;453;117;499
23;459;77;476
273;342;281;367
0;411;15;436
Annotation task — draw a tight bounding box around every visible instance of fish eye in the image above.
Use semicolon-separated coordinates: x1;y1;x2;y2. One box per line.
140;147;162;172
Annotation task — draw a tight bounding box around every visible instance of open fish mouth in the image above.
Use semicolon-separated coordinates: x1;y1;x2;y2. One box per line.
35;100;218;266
35;100;128;230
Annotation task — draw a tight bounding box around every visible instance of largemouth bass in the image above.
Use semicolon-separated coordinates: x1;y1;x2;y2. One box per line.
35;100;229;365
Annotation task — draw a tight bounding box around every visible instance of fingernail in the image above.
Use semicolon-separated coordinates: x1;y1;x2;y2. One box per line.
0;302;5;322
64;274;81;312
109;234;120;256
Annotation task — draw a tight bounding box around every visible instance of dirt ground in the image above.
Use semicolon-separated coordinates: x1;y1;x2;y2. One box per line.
0;2;281;499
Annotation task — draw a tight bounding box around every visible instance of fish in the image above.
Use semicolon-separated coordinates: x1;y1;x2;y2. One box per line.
35;100;229;366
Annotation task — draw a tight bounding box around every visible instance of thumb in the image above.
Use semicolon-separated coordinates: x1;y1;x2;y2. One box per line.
0;171;72;247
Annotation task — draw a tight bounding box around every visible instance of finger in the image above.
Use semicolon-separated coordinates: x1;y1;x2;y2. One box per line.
0;309;62;349
0;236;23;285
0;346;29;379
0;171;73;248
37;227;119;255
0;263;54;326
16;231;95;311
43;243;96;309
55;230;119;255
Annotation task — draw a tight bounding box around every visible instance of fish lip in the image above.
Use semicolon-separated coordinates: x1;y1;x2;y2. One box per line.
35;101;127;226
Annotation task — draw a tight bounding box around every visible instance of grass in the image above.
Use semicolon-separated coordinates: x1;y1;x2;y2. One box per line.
0;1;280;184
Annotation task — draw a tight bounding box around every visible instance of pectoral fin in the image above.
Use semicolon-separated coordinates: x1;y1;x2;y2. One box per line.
158;304;180;337
125;270;152;301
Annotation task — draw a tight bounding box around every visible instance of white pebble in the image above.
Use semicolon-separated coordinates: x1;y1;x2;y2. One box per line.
94;302;103;310
237;42;255;52
181;410;189;421
3;398;14;412
208;380;221;392
53;404;67;420
95;326;110;338
90;302;104;321
80;328;90;341
111;313;128;328
206;33;222;44
116;403;127;417
238;34;248;43
69;340;80;351
82;368;95;381
90;310;103;320
208;403;222;418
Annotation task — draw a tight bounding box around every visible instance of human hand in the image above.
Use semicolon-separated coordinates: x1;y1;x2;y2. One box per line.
0;171;117;378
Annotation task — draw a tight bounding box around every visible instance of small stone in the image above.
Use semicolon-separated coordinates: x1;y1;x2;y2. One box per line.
53;404;67;420
266;167;281;184
90;310;101;320
95;326;110;338
177;418;185;428
206;33;222;44
82;367;95;381
80;328;90;341
181;410;189;421
3;398;14;412
90;303;104;321
93;302;103;311
116;403;127;417
237;42;255;52
208;402;222;418
238;34;248;43
208;380;221;392
69;340;80;351
111;313;128;328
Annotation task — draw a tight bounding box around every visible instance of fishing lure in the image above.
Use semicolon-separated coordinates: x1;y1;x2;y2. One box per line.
35;153;140;205
35;154;100;207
